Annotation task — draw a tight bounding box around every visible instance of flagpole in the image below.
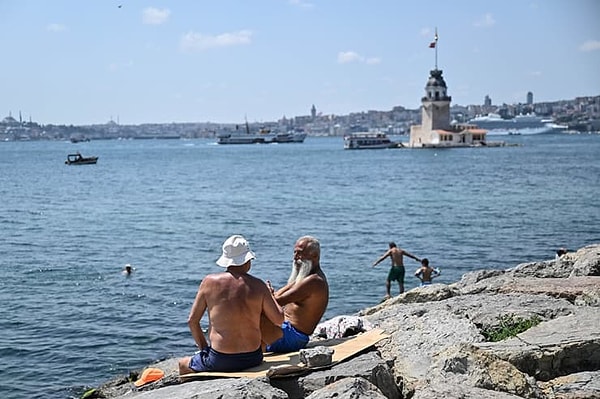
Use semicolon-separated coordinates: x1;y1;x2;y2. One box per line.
429;27;439;69
434;28;438;70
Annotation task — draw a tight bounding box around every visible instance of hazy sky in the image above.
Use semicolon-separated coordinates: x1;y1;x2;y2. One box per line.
1;0;599;125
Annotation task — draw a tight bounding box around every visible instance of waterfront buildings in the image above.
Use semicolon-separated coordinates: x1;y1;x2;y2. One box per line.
2;97;599;142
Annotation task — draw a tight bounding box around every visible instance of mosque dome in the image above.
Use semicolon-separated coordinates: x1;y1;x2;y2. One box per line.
2;115;18;125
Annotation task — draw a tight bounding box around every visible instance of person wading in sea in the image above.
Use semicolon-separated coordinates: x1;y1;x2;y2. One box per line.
372;241;421;299
414;258;441;286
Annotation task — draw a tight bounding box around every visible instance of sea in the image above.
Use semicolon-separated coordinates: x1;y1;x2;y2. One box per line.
1;133;599;399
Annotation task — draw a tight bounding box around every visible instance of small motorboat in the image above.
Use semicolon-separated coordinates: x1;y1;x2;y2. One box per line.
65;153;98;165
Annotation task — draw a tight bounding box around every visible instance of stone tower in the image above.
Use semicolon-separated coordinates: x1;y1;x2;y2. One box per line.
420;69;452;131
408;30;488;148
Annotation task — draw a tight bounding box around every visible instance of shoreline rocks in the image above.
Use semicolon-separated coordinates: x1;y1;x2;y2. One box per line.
88;244;600;399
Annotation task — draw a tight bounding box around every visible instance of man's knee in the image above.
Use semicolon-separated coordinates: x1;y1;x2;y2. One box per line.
178;357;191;375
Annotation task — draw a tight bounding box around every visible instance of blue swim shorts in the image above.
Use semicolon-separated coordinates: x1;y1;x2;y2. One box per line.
188;346;263;372
265;320;310;353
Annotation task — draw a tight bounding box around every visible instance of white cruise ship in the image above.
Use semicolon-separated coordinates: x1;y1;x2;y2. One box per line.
467;113;563;134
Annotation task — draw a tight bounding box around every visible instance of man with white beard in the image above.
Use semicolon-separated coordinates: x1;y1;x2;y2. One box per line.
260;236;329;353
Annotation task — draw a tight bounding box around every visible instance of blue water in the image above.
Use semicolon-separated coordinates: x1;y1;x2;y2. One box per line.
1;134;599;399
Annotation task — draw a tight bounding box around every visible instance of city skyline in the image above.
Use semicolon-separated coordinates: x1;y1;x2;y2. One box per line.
1;1;599;125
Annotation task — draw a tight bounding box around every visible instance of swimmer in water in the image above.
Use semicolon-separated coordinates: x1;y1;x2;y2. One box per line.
122;264;133;276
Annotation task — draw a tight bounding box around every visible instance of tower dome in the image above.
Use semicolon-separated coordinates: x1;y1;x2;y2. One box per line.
427;69;447;88
423;69;451;102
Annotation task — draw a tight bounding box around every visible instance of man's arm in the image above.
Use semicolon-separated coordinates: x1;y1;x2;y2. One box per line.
273;275;322;306
273;281;295;298
187;281;209;349
262;282;285;326
414;267;423;281
372;250;391;267
403;250;421;262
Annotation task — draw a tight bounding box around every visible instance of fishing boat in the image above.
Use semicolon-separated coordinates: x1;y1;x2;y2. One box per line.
65;153;98;165
343;132;397;149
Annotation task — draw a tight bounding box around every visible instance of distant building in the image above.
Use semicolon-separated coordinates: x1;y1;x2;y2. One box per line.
484;95;492;107
2;112;19;125
311;104;316;120
527;91;533;105
408;68;488;148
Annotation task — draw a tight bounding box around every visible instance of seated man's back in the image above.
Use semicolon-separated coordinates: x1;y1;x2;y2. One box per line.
179;235;284;374
204;271;272;353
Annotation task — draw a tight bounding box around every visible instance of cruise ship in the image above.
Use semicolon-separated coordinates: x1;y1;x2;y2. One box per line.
467;113;566;134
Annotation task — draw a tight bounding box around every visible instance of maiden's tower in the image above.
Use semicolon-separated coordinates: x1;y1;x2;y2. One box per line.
409;31;488;148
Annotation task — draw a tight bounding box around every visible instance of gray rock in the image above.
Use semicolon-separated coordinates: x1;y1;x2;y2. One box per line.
569;244;600;277
112;378;287;399
431;343;542;398
304;377;387;399
539;371;600;398
411;382;531;399
476;310;600;382
297;351;400;399
299;346;334;368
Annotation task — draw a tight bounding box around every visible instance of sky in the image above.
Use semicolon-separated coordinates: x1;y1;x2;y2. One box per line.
1;0;599;126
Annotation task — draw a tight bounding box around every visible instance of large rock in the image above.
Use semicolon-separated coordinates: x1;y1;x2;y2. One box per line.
304;377;387;399
476;311;600;381
91;243;600;399
539;371;600;399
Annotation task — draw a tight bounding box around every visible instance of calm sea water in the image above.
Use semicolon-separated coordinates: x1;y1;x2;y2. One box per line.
1;134;599;399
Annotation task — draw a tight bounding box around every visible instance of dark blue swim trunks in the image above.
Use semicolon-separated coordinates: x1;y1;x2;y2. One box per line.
265;320;310;353
188;346;263;372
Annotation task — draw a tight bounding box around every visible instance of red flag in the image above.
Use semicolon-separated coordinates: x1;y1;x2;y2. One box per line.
429;29;438;48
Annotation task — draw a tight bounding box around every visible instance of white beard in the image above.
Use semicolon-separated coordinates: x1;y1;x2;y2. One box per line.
288;259;312;284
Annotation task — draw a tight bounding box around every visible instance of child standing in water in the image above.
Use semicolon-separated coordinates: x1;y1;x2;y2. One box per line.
414;258;440;286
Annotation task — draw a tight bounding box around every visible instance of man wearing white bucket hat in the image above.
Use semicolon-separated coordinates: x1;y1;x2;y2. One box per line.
179;235;284;374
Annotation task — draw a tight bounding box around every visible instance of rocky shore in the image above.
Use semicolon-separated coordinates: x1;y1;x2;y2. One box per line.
86;244;600;399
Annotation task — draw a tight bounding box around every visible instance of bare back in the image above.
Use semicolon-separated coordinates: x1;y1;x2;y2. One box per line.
389;247;405;266
198;272;280;353
417;266;433;282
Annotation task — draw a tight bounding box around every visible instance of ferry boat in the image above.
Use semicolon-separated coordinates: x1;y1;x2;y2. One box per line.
343;132;397;150
216;122;306;144
272;130;307;143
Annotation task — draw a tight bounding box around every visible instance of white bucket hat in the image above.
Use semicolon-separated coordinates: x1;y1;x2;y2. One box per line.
216;235;256;267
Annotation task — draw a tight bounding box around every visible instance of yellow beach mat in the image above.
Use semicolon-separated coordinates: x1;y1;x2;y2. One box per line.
180;328;388;380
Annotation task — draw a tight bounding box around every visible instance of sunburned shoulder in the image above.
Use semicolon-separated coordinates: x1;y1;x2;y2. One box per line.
200;272;239;287
203;272;229;281
301;272;329;288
